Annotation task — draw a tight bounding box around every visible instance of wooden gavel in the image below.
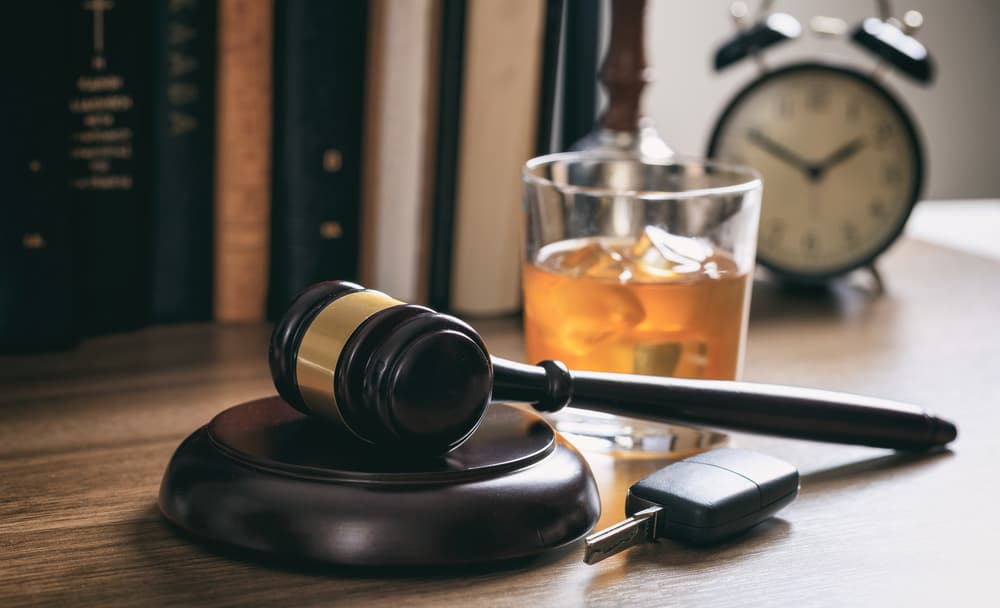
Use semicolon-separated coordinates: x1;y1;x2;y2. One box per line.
269;281;957;455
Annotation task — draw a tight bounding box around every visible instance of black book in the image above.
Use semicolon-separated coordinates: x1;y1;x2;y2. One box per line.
268;0;369;319
67;0;154;336
559;0;601;150
427;0;468;313
0;3;75;352
150;0;216;323
535;0;566;156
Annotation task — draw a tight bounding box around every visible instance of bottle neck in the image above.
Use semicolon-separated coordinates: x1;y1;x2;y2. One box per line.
570;124;673;159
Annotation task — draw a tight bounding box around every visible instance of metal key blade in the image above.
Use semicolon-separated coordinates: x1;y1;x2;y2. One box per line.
583;506;662;564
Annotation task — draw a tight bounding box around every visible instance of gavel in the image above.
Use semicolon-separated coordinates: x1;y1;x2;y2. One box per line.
269;281;957;455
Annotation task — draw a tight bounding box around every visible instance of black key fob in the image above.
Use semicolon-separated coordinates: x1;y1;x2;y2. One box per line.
626;448;799;545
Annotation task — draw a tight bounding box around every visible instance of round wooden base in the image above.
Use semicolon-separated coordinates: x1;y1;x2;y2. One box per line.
159;397;601;566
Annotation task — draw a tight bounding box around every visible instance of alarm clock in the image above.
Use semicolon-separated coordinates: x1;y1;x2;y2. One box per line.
706;1;934;282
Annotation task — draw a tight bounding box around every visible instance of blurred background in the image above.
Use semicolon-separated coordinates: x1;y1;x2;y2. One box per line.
1;0;997;352
644;0;999;199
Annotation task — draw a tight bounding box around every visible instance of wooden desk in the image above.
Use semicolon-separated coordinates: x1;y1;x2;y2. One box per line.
2;238;997;606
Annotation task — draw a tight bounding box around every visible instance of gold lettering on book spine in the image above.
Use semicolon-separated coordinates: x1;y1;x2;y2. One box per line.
70;3;135;191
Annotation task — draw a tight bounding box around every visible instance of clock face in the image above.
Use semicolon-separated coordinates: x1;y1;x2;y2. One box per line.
708;64;922;278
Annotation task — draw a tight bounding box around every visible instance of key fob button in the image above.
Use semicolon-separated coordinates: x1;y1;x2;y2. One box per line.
686;448;799;506
627;462;759;529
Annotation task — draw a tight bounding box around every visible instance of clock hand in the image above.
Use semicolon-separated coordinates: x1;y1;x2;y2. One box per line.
814;137;867;178
746;128;815;179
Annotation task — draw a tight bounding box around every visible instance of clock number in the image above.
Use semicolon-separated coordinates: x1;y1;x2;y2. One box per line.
846;98;861;122
801;233;818;257
843;222;859;247
763;220;785;247
806;86;830;112
777;96;794;118
870;199;887;219
875;122;893;148
884;164;902;185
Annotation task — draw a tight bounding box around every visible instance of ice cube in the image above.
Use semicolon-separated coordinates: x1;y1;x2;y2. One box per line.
700;253;740;279
628;226;714;279
554;240;633;282
633;340;708;377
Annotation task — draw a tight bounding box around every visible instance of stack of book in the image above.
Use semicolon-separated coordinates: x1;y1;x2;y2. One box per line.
1;0;601;352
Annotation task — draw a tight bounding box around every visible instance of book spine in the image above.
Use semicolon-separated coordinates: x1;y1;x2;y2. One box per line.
449;0;546;316
536;0;566;156
67;0;153;335
214;0;273;323
268;0;369;318
0;3;76;352
559;0;600;150
150;0;217;323
427;0;468;312
358;0;439;304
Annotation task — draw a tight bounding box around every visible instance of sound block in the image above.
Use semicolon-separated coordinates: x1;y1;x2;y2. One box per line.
159;397;601;567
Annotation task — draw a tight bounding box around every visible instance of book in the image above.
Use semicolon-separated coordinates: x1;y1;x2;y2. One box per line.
559;0;601;150
0;3;75;352
535;0;566;156
359;0;440;304
427;0;468;312
268;0;370;318
67;0;153;335
150;0;217;323
214;0;273;323
448;0;546;316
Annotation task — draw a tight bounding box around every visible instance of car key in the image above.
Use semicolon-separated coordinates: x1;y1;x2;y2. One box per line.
584;448;799;564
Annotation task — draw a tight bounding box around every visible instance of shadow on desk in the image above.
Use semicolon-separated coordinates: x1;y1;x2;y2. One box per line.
749;276;889;325
799;448;954;487
129;505;577;587
588;447;952;588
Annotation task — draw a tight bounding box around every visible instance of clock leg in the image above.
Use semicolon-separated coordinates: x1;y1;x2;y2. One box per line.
852;263;886;296
868;264;885;294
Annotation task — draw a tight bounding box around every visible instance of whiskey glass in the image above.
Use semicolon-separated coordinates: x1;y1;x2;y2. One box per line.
522;151;762;455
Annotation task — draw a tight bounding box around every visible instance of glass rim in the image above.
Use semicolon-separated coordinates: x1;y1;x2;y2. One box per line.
523;151;762;201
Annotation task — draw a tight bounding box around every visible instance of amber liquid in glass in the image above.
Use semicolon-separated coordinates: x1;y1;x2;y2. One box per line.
523;231;751;380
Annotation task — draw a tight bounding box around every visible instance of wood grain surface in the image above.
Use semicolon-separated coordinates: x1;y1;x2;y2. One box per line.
1;238;997;607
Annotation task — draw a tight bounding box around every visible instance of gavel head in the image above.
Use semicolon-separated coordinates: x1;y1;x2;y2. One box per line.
269;281;494;455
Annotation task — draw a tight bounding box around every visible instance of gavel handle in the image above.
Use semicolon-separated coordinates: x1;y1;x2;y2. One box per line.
491;357;957;451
